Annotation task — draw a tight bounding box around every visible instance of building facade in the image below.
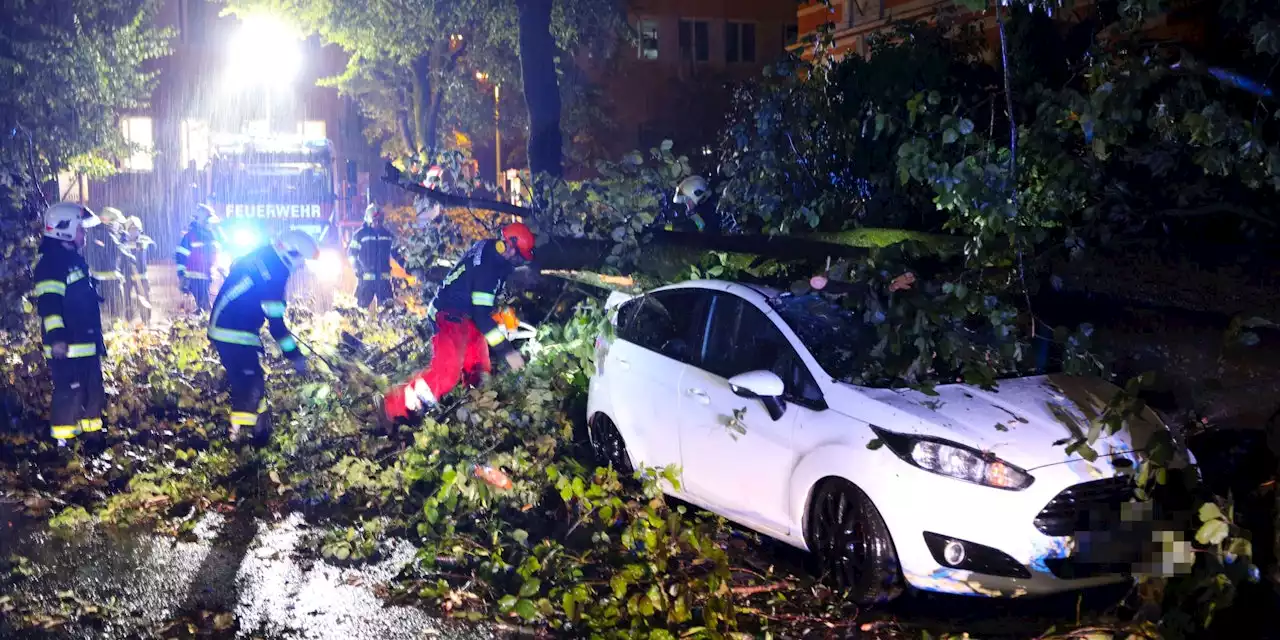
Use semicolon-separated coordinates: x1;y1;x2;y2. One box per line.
591;0;800;162
795;0;1210;59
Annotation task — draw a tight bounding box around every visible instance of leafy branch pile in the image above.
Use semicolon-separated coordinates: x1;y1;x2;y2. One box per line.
0;303;888;637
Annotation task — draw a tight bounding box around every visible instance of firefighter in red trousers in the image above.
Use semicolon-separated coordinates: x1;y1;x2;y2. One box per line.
384;223;535;421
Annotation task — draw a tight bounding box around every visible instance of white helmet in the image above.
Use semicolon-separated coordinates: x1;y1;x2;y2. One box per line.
124;215;144;240
364;203;385;225
275;229;320;272
673;175;710;206
99;206;124;226
194;203;219;226
43;202;100;242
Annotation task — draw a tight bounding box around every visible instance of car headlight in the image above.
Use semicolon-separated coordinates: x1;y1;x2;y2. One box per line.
308;249;343;283
871;426;1035;491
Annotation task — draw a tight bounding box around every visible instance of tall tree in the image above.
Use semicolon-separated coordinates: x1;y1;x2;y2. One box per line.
515;0;563;179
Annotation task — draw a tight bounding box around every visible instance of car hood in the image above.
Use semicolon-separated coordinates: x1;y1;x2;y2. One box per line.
836;374;1165;472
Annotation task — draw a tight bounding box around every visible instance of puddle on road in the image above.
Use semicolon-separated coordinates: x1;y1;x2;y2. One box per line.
1;507;493;639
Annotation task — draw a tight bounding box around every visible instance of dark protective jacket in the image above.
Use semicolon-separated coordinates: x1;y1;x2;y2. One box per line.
32;238;106;359
84;225;127;281
121;235;153;280
208;244;301;358
347;224;402;279
176;223;220;280
430;239;514;354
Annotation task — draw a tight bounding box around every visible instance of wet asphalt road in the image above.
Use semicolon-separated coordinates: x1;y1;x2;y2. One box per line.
0;503;492;639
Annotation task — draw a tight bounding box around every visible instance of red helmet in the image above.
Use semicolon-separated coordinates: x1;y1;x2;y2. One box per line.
501;222;535;260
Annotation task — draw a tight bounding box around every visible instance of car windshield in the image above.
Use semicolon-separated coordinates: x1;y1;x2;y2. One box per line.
768;293;1038;387
769;294;878;383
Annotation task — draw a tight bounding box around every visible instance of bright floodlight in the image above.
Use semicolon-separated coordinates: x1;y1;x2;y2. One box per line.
226;13;303;88
309;249;344;283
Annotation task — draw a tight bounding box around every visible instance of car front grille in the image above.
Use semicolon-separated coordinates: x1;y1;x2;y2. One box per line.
1034;476;1135;537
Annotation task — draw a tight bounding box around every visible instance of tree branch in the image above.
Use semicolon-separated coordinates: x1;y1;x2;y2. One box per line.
383;162;534;217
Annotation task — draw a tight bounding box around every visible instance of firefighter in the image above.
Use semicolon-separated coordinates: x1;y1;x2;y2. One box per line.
383;222;535;421
176;204;221;312
121;216;155;325
208;229;314;443
669;175;723;234
33;203;108;446
348;203;403;308
84;206;128;322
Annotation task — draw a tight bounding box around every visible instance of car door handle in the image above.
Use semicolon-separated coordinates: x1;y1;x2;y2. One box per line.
686;388;710;405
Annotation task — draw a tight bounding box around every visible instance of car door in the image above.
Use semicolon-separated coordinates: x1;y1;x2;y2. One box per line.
678;292;826;537
604;288;710;477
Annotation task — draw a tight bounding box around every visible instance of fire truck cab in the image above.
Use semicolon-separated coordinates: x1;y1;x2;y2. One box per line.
206;133;352;307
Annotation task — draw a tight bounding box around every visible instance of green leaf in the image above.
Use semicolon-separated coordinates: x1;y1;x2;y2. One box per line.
519;578;541;598
866;439;884;450
1195;519;1230;546
498;595;518;612
512;529;529;544
514;598;539;621
1198;502;1224;523
1226;537;1253;557
943;129;959;145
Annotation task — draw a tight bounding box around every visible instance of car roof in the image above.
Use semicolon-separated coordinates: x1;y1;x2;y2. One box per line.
655;279;782;301
604;279;784;311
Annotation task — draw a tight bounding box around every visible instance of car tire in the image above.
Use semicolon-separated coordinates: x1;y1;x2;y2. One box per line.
806;478;904;604
588;414;634;476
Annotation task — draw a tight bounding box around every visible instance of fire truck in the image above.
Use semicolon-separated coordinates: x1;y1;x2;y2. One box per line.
204;133;354;306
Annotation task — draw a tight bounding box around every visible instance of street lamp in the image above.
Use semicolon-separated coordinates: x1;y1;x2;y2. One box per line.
226;13;304;132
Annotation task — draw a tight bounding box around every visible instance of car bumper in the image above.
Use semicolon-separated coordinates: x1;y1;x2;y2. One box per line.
869;459;1140;597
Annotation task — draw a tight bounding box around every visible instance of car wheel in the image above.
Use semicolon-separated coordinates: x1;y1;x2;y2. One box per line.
806;478;903;604
588;414;634;475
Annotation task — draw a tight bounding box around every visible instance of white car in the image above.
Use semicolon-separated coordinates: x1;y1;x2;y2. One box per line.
586;279;1180;603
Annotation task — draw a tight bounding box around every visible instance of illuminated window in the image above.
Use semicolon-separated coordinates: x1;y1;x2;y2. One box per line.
637;19;659;60
120;117;154;172
301;120;327;140
180;119;210;170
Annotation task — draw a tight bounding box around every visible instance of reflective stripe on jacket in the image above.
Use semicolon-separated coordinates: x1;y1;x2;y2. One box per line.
430;239;514;353
208;244;299;356
347;225;401;277
32;238;106;358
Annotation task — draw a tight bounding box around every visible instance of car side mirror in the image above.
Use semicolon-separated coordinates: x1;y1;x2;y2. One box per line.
729;370;787;421
729;370;785;398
